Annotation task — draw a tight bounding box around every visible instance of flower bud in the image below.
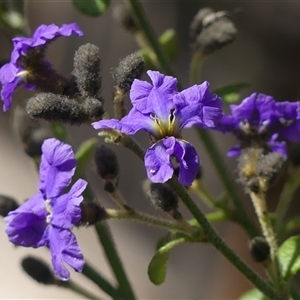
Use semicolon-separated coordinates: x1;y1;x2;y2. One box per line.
79;200;107;225
21;256;55;285
0;194;18;217
112;52;144;93
190;8;237;55
94;145;119;181
73;43;102;98
27;93;104;125
112;3;139;33
249;237;270;263
143;181;178;212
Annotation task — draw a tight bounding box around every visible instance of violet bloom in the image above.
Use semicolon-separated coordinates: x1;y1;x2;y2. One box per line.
218;93;300;157
93;70;222;186
0;23;83;111
5;138;87;280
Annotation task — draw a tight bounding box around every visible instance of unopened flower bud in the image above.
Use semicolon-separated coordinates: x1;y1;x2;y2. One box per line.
256;152;286;192
249;237;270;263
79;200;107;225
94;145;119;180
73;43;102;98
113;52;144;93
143;181;178;212
27;93;104;125
0;195;18;217
112;3;139;33
190;7;237;55
21;256;55;285
13;103;53;158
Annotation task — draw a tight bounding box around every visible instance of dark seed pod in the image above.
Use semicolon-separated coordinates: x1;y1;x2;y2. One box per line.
0;195;19;217
249;237;270;263
79;200;108;225
21;256;55;285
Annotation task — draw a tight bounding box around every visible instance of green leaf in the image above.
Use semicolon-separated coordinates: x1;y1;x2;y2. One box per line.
148;237;187;285
278;235;300;281
214;82;249;104
72;0;110;17
239;288;266;300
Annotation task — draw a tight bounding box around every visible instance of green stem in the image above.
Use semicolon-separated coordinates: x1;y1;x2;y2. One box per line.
168;178;283;300
95;222;136;300
82;262;123;299
125;0;180;88
106;208;197;236
195;128;258;237
189;51;205;85
59;280;101;300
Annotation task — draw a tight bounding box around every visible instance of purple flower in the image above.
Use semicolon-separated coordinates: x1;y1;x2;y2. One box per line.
5;138;87;280
0;23;83;111
93;70;223;185
218;93;300;157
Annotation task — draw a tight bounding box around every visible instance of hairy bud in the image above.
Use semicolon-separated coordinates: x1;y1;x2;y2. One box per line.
249;237;270;263
113;53;144;93
0;195;19;217
27;93;104;125
190;7;237;55
143;181;178;212
79;200;107;225
94;145;119;180
112;3;139;33
73;43;102;98
21;256;55;285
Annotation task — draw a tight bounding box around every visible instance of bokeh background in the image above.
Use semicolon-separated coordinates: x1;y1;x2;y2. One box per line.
1;1;300;299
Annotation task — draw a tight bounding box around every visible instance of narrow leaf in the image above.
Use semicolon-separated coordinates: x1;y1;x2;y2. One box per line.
214;82;249;104
159;29;178;62
278;235;300;281
72;0;110;17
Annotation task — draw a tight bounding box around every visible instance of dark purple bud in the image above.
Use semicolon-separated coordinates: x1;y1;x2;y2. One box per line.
79;200;107;225
249;237;270;263
0;195;19;217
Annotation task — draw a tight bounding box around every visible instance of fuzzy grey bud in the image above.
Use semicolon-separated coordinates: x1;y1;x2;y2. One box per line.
113;53;144;93
249;237;270;263
112;3;139;33
27;93;104;125
0;195;19;217
73;43;102;98
144;181;178;212
190;8;237;55
94;145;119;180
21;256;55;285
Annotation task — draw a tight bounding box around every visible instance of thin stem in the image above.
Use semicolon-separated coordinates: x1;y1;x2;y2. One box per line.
168;178;283;300
106;208;198;236
196;128;258;237
189;51;205;85
250;192;283;291
125;0;180;88
82;262;123;300
95;222;136;300
59;280;101;300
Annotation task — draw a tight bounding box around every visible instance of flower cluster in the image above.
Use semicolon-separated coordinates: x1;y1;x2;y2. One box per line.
5;138;87;280
218;93;300;157
93;70;223;186
0;23;83;111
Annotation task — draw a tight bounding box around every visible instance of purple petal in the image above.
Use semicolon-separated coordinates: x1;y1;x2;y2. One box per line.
58;23;83;37
130;70;177;115
92;108;154;135
48;226;84;280
5;193;47;247
144;141;174;183
51;179;87;229
39;138;76;198
227;145;242;157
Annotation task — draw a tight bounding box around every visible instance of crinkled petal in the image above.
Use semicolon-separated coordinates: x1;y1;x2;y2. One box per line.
51;179;87;229
5;193;47;247
280;120;300;142
48;226;84;280
39;138;76;198
144;141;174;183
58;23;83;37
171;139;199;186
92;108;154;135
130;70;177;115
